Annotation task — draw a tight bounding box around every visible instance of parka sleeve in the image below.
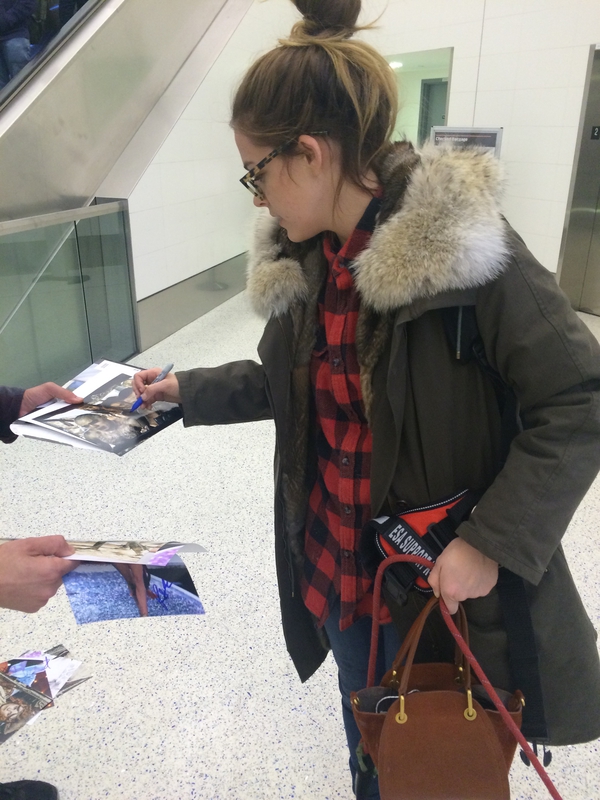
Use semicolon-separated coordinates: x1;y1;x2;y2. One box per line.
456;234;600;585
176;360;273;427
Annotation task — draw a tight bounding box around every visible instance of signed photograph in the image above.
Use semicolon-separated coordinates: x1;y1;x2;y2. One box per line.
60;539;205;565
0;539;206;566
30;371;182;456
62;557;205;624
61;540;165;563
32;406;151;454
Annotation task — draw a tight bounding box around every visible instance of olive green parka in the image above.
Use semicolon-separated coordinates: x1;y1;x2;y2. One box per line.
177;142;600;745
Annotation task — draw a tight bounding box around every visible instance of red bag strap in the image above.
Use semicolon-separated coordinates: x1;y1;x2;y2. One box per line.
440;601;564;800
369;554;564;800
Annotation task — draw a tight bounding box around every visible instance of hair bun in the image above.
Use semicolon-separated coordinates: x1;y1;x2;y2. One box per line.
293;0;361;38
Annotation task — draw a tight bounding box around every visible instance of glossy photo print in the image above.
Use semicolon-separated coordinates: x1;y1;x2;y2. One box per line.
11;359;182;454
0;670;52;744
85;374;138;410
62;556;205;624
0;540;206;566
0;646;90;744
31;373;182;455
32;406;151;454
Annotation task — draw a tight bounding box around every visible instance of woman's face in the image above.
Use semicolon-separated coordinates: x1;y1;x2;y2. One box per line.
234;131;335;243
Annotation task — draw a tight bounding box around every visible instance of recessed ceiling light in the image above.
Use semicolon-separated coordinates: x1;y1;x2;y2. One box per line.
389;61;403;69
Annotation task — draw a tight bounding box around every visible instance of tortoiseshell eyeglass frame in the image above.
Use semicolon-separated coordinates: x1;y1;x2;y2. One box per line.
239;131;328;199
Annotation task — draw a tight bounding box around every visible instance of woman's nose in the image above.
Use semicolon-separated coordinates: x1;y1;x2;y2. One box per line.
253;194;267;208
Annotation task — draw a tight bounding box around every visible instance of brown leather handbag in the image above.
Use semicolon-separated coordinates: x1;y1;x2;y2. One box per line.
351;554;564;800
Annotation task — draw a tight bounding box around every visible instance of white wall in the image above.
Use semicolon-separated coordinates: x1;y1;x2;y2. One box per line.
367;0;600;271
129;0;600;299
128;1;299;300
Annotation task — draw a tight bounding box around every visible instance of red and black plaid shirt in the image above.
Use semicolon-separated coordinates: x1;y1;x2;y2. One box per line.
301;192;391;631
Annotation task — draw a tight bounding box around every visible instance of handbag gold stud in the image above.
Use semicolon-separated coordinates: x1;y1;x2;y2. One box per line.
395;694;408;724
464;688;477;721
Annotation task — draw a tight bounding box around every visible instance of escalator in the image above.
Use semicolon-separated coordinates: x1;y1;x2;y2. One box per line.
0;0;253;220
0;0;253;387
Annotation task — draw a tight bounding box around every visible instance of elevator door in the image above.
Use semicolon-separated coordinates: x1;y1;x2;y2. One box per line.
418;79;448;146
579;184;600;314
559;47;600;313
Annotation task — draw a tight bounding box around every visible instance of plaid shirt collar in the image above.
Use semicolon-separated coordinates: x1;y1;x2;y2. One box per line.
323;190;383;273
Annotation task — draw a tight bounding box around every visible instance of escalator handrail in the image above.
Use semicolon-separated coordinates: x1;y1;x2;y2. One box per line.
0;199;127;236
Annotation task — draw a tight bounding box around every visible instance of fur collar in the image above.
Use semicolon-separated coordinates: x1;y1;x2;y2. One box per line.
246;142;509;317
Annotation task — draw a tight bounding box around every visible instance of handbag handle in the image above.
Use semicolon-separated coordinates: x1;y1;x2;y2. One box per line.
396;597;471;699
382;596;471;691
368;554;436;688
369;554;565;800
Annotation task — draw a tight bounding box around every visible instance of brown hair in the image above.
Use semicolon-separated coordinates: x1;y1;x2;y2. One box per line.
231;0;397;193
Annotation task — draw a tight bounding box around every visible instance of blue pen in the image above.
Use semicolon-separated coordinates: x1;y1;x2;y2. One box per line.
130;363;174;413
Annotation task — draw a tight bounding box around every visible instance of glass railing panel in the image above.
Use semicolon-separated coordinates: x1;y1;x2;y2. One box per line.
0;201;138;390
0;221;74;327
75;210;137;363
0;222;91;387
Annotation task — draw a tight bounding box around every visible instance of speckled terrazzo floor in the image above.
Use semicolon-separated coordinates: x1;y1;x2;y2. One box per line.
0;294;599;799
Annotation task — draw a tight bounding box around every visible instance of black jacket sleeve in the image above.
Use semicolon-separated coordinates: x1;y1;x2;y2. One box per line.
458;235;600;584
176;360;273;426
0;386;24;443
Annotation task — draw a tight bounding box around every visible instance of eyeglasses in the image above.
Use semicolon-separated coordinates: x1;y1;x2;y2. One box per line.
239;131;328;199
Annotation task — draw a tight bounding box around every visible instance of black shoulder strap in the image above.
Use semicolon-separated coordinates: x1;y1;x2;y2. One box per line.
441;304;549;743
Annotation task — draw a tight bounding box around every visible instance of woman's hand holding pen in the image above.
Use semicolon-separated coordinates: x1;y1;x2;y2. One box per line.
132;368;182;407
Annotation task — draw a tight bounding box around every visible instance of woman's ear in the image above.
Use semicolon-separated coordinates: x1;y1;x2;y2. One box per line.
296;134;325;169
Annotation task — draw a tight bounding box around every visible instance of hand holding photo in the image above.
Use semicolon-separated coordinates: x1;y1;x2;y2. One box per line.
34;373;181;455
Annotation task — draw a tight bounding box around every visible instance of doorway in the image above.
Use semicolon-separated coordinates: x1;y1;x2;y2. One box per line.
387;48;453;146
558;47;600;314
418;79;448;146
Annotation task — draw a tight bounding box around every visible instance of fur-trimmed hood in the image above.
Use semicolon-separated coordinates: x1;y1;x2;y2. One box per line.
246;142;510;317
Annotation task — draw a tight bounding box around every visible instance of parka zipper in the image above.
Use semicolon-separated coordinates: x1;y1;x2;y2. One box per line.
456;305;463;360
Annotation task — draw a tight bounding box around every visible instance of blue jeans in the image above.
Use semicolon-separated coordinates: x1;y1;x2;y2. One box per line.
324;602;400;799
0;38;31;91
